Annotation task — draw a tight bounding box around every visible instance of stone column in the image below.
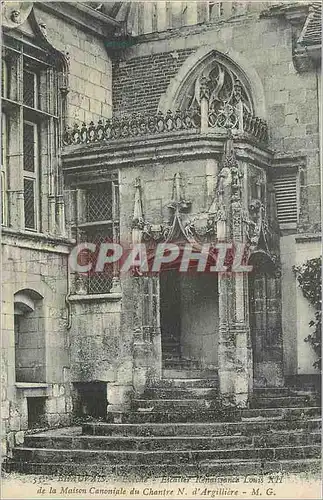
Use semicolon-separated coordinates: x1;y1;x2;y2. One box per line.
132;275;161;395
200;75;210;133
56;195;66;236
6;52;24;229
8;112;24;228
218;272;252;406
217;135;253;406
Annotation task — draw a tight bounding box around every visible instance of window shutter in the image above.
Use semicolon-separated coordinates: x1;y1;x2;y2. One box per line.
273;173;298;225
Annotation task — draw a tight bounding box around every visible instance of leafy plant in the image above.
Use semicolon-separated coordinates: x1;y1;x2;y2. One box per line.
293;256;321;369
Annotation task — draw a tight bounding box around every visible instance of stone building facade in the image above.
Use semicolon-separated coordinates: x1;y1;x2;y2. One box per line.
1;1;321;459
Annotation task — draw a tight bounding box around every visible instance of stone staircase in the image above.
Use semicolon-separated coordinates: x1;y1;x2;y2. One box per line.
4;380;321;478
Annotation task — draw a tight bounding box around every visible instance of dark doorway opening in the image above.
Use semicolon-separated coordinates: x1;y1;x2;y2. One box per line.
27;397;47;429
73;382;107;419
160;270;219;373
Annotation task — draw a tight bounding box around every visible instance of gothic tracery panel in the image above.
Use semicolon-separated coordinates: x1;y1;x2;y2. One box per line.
182;60;253;129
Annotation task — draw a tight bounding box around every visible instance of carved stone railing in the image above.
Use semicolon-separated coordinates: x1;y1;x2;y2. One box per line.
63;110;200;146
242;110;268;143
63;109;268;146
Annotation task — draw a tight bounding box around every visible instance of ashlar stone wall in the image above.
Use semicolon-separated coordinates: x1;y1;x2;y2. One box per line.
1;238;71;458
112;12;320;231
34;5;113;125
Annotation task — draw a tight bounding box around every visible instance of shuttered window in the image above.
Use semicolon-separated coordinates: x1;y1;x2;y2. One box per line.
273;173;298;225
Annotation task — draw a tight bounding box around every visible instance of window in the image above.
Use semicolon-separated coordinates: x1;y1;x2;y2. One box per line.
209;2;224;19
273;172;298;227
180;56;253;131
1;34;61;232
23;66;39;109
23;121;39;230
86;182;113;223
1;113;8;226
76;177;119;294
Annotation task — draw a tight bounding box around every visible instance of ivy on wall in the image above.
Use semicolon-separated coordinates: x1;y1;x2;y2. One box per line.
293;256;322;370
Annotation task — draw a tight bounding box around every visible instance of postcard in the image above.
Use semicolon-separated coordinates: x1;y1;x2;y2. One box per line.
1;1;321;499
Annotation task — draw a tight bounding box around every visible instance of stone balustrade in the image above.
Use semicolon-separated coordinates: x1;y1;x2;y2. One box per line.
63;108;268;146
242;110;268;143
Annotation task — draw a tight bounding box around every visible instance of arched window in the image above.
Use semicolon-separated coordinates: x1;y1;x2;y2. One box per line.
14;289;45;383
178;54;254;131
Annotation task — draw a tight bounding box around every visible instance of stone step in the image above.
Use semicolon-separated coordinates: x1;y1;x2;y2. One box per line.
251;395;318;409
23;430;320;452
143;387;218;399
161;378;219;388
132;391;316;412
162;369;218;379
253;387;292;396
108;409;229;423
252;431;321;448
253;388;319;398
241;406;320;420
23;434;253;451
5;458;321;477
12;444;321;465
141;387;318;403
163;359;201;370
132;398;216;411
83;417;321;437
108;406;320;424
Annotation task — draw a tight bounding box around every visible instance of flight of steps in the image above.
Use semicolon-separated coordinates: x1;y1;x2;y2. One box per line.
4;380;321;478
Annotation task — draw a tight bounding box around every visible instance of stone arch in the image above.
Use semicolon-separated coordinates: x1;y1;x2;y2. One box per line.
158;45;267;119
14;288;44;314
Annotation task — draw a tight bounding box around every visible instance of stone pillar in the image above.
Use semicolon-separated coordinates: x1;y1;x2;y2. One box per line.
132;276;161;395
56;195;66;236
200;76;210;133
8;109;24;229
6;52;24;229
218;272;252;405
216;134;253;406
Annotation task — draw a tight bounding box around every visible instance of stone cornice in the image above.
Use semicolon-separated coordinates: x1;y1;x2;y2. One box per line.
36;2;122;38
69;293;122;303
261;4;308;25
261;3;321;72
295;233;321;243
1;227;74;254
293;45;321;72
62;131;274;183
272;154;307;169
